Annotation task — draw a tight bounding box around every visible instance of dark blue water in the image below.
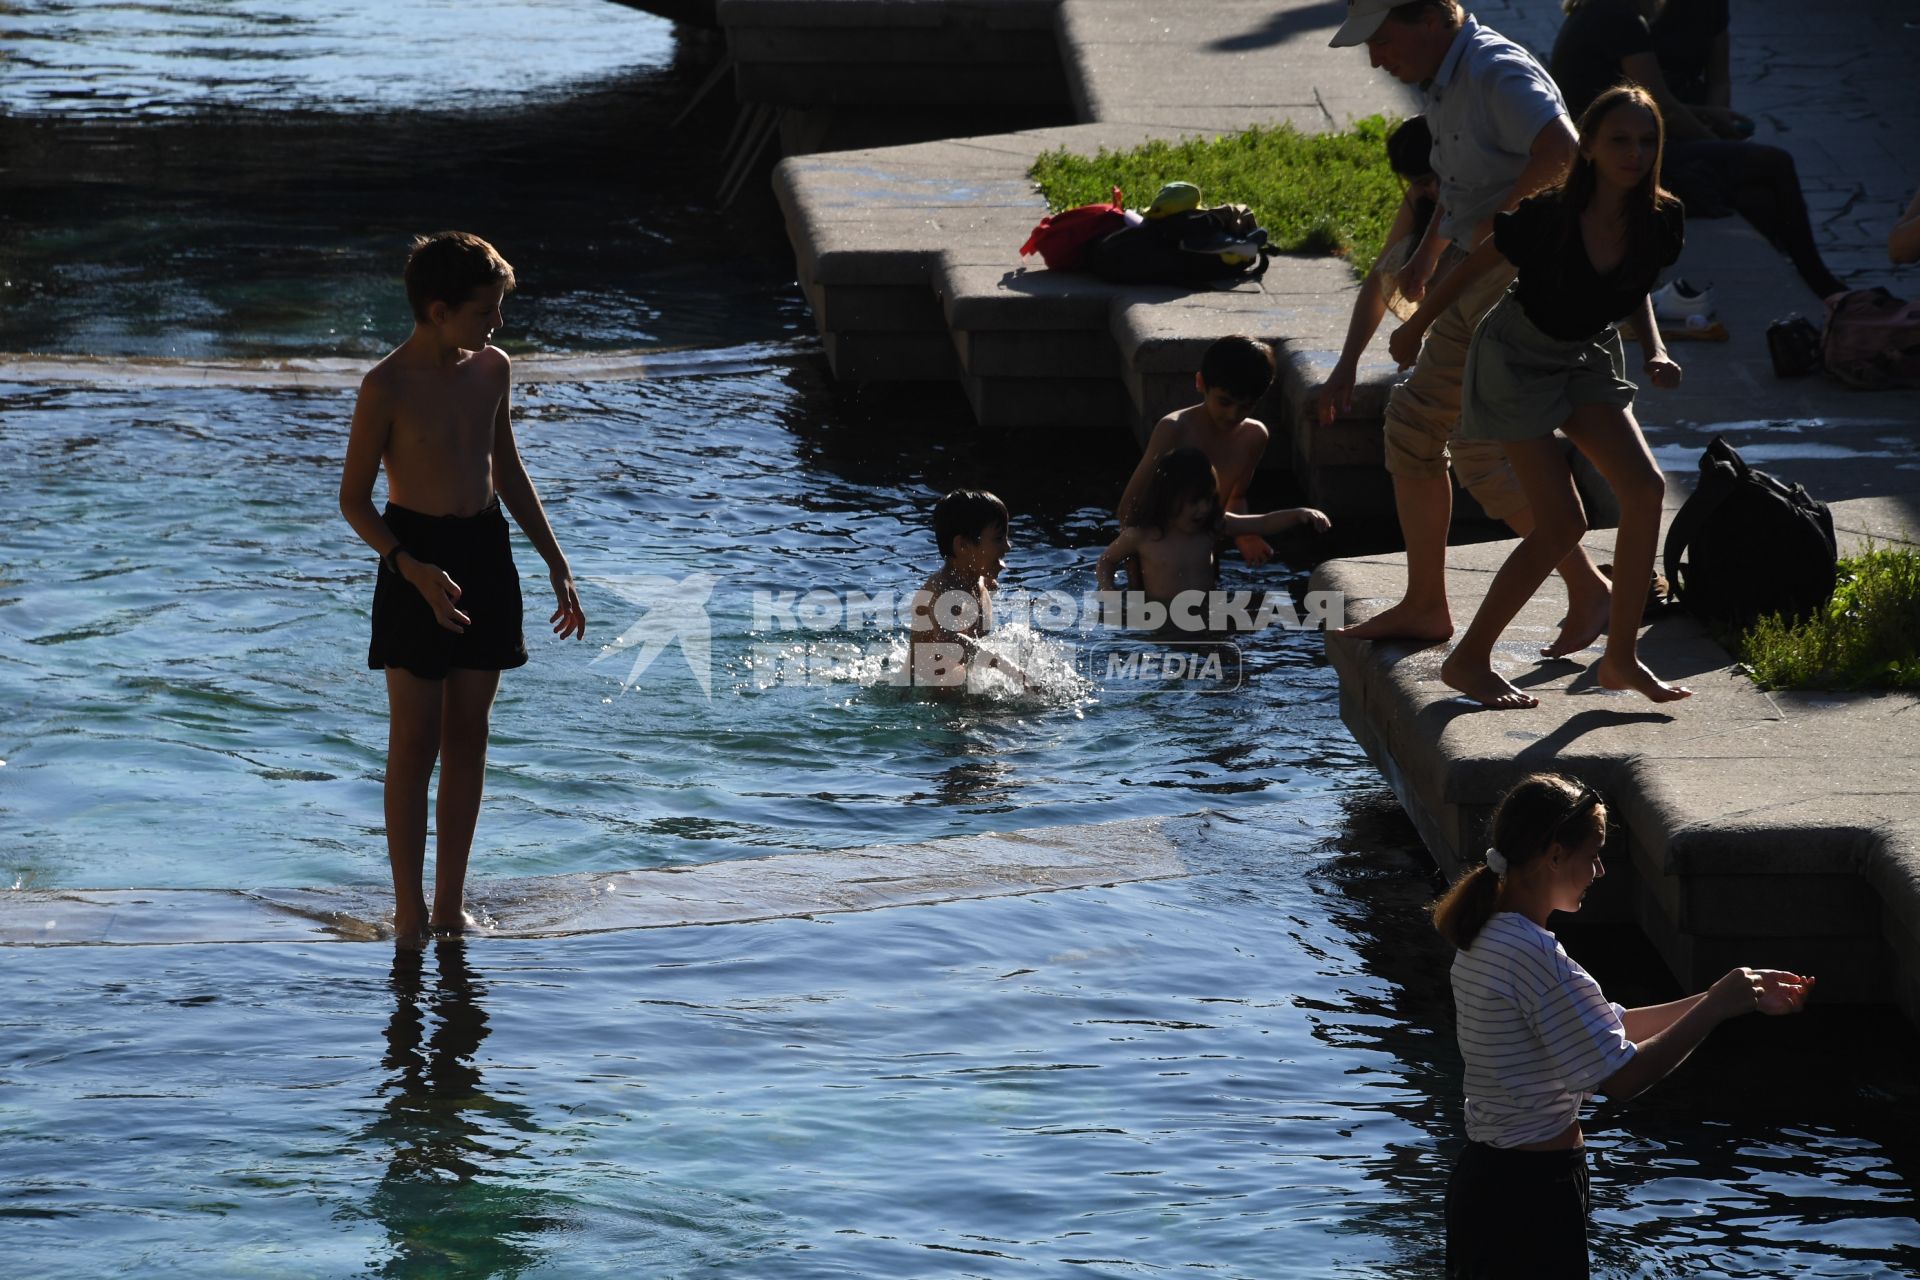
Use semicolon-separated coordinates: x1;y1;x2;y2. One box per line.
2;5;1918;1277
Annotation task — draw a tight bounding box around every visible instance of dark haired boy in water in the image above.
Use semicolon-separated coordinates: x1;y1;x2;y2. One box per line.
1117;334;1280;567
339;230;586;944
909;489;1026;692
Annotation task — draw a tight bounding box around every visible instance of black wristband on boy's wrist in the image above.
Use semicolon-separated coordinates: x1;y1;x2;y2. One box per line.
383;547;407;577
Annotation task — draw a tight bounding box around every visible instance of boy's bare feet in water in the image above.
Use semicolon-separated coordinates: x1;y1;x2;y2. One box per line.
1593;652;1693;703
1440;652;1540;709
430;907;481;937
1541;592;1611;658
390;911;431;949
1334;600;1454;643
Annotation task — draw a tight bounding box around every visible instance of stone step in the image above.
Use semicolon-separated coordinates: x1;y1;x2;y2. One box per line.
954;326;1118;379
963;372;1129;428
822;329;961;381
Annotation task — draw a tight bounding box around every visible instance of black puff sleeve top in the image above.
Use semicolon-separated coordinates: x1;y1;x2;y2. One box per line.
1494;191;1685;341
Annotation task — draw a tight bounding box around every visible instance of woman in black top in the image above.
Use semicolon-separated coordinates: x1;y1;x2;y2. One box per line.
1389;86;1692;710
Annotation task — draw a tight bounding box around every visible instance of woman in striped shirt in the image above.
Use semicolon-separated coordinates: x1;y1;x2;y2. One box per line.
1433;773;1812;1278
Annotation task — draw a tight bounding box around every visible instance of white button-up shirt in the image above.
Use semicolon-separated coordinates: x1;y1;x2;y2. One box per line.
1424;15;1570;246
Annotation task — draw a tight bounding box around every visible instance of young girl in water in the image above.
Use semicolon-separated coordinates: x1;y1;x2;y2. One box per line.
1390;85;1690;709
1096;447;1328;605
1436;772;1813;1278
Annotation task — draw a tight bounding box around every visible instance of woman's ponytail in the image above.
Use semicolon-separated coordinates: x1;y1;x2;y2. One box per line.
1432;863;1502;949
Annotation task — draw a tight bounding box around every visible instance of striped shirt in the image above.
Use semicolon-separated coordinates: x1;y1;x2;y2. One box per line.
1452;912;1637;1147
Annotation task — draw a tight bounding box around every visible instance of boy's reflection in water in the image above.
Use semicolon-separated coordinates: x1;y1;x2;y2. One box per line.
371;939;560;1278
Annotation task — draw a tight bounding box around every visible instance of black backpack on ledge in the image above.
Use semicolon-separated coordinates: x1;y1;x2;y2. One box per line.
1082;205;1274;286
1662;435;1837;630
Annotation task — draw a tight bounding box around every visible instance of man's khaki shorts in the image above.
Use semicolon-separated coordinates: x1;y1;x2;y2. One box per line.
1382;250;1527;522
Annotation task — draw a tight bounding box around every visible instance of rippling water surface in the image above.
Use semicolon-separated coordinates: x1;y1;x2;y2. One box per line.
0;360;1369;888
1;0;674;117
3;4;1919;1277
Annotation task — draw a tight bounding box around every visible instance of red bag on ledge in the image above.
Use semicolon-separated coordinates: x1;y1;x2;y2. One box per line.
1019;187;1126;272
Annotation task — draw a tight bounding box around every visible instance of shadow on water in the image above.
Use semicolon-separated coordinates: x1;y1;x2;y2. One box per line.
0;19;801;358
367;939;562;1278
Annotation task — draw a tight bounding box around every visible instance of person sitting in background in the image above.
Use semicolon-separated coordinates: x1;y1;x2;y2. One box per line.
1550;0;1848;301
1648;0;1747;134
1892;185;1920;265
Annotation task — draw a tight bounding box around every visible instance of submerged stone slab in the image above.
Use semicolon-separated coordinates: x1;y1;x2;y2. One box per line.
821;329;961;381
0;819;1186;947
0;350;779;389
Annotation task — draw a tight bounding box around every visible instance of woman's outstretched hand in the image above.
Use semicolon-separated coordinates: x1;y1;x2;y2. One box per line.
1752;969;1815;1015
1712;966;1815;1018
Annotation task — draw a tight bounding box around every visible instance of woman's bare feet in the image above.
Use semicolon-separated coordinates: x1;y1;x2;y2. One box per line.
1334;599;1454;643
1592;652;1692;702
1541;592;1611;658
1440;652;1540;708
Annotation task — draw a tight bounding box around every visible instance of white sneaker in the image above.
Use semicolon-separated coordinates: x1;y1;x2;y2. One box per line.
1652;277;1712;317
1650;278;1727;340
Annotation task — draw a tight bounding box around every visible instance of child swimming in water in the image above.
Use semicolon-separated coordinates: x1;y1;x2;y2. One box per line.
1118;335;1282;567
1097;447;1329;605
910;488;1028;691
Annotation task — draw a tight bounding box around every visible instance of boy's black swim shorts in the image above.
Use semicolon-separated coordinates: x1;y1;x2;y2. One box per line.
368;499;528;679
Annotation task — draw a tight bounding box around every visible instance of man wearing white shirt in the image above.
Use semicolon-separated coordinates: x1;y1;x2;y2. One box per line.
1322;0;1613;656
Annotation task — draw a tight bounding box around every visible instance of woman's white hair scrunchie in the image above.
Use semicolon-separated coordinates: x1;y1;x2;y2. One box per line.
1484;846;1509;876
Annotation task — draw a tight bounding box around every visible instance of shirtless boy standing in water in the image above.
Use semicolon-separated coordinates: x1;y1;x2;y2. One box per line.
339;231;587;943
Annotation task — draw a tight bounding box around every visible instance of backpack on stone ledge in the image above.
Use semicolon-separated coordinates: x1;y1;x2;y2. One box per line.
1018;187;1129;272
1821;286;1920;390
1081;203;1273;286
1662;435;1837;630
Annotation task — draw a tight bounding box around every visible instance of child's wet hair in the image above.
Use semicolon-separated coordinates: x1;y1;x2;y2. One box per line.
1386;116;1435;181
1135;447;1223;537
1431;773;1608;949
932;489;1009;558
404;230;516;323
1198;334;1276;403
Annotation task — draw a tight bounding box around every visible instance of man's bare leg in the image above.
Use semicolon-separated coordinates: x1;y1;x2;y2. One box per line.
384;668;444;945
430;667;501;933
1334;471;1457;641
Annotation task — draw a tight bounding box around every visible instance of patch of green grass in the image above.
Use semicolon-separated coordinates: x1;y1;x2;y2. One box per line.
1735;547;1920;691
1029;117;1405;275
